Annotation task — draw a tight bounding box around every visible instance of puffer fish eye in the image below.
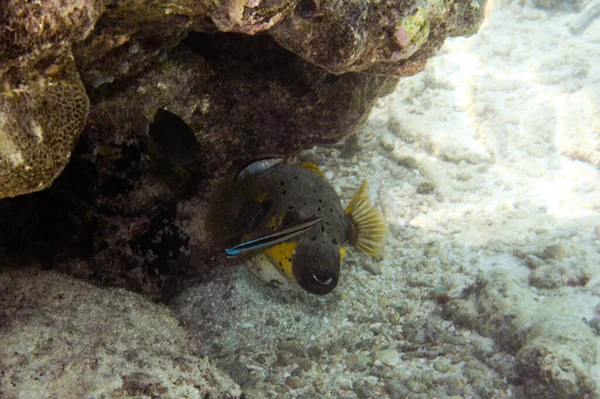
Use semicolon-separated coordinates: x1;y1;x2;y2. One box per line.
282;210;304;227
312;274;334;286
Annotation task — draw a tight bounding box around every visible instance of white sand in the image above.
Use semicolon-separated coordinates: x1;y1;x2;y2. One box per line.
173;1;600;397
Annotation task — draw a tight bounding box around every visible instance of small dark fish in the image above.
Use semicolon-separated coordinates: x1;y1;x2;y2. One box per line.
138;108;200;166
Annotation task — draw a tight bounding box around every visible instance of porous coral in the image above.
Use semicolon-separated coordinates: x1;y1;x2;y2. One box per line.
0;1;101;198
0;58;89;198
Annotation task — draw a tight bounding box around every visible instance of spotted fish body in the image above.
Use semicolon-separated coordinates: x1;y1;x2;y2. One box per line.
210;158;388;296
245;164;352;294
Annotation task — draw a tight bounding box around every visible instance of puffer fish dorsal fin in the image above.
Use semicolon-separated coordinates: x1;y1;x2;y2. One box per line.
235;155;285;178
298;162;325;178
345;180;388;259
206;169;263;243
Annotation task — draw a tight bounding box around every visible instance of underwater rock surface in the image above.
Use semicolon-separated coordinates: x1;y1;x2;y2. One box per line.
0;0;96;198
4;1;600;398
0;268;242;398
0;0;485;294
0;0;486;199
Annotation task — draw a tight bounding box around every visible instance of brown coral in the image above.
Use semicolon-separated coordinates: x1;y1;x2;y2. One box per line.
0;1;100;198
0;58;89;198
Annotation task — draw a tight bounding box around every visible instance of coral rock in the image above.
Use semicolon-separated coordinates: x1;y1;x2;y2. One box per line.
0;0;100;198
0;268;242;398
0;59;89;198
270;0;488;76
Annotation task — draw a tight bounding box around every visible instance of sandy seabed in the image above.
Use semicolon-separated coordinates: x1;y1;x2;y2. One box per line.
173;1;600;398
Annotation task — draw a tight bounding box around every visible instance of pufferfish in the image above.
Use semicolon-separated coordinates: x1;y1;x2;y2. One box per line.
208;156;388;295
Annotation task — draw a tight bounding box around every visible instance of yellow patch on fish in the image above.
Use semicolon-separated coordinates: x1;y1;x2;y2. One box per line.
264;242;296;281
339;245;347;264
256;191;269;202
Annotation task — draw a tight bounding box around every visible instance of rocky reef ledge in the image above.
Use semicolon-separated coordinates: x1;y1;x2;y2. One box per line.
1;0;485;199
0;0;486;299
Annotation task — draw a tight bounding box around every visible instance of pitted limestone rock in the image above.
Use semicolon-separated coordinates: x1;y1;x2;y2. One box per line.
0;60;89;198
0;0;103;70
0;0;486;199
270;0;487;76
0;1;100;198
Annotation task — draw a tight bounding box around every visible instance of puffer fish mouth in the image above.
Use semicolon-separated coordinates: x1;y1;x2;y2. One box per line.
312;274;334;286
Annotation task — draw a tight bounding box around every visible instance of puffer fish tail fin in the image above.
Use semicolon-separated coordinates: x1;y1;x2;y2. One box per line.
345;180;388;259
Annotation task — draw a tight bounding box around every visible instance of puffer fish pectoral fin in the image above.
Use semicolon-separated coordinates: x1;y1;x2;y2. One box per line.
206;170;263;243
239;200;272;233
345;180;388;259
225;216;322;256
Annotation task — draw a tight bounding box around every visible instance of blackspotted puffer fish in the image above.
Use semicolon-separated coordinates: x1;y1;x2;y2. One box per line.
208;156;387;296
